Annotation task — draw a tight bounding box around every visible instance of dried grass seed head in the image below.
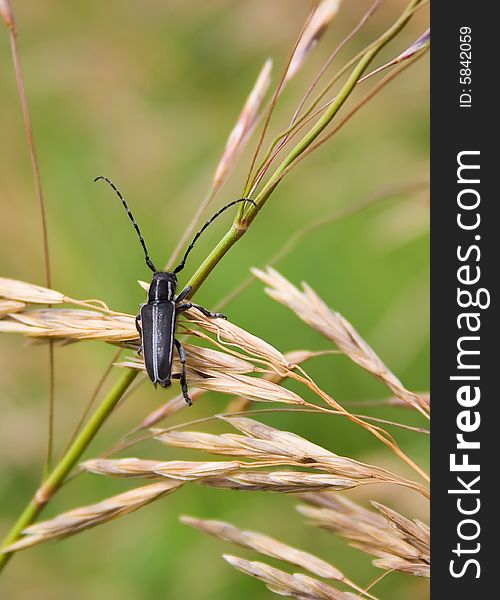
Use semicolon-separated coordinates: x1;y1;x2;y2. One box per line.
181;515;346;581
3;481;182;553
252;267;428;414
213;58;273;188
286;0;342;82
223;555;359;600
82;458;241;481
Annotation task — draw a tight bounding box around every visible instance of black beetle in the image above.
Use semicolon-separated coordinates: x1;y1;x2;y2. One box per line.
95;176;255;405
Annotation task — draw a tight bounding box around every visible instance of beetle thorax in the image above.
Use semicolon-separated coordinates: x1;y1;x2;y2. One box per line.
148;272;177;302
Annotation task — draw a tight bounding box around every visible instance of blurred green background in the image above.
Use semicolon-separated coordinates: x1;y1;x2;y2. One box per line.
0;1;429;598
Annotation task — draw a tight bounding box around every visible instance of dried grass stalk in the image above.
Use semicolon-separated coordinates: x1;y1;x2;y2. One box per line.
253;267;428;416
223;555;359;600
120;368;303;407
133;371;303;406
3;481;182;553
82;458;241;481
371;501;429;560
298;493;429;578
373;557;429;578
0;0;16;32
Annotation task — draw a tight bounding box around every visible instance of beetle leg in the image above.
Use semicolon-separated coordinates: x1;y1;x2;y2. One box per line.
175;285;192;304
177;302;226;320
135;314;143;356
174;338;192;406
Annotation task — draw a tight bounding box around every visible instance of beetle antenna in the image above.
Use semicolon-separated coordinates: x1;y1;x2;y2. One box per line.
94;176;157;273
173;198;257;275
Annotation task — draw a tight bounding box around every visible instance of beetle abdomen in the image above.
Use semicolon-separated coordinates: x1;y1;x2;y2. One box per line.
140;301;176;387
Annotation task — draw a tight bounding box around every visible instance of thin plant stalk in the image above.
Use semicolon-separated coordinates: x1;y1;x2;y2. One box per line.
1;0;55;476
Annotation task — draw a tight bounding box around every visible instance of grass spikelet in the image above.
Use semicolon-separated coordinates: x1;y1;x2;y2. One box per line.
0;308;136;343
181;516;374;597
297;493;429;577
221;416;396;480
372;557;429;578
184;308;291;369
3;481;182;553
286;0;342;82
187;372;305;405
132;370;303;405
0;277;65;305
226;349;322;412
0;299;25;317
137;350;322;426
253;267;429;416
155;417;424;494
139;389;206;427
119;344;257;376
0;0;15;32
370;501;429;560
223;555;359;600
213;58;273;188
362;29;430;82
82;458;241;481
200;471;366;493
